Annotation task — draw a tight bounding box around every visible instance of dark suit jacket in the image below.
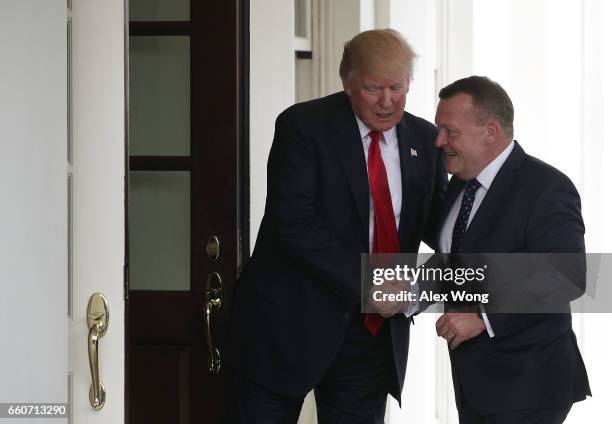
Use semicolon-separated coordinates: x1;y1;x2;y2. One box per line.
438;142;591;414
226;91;447;400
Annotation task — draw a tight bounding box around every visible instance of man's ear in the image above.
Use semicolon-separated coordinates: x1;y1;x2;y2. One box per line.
485;119;500;143
342;79;352;96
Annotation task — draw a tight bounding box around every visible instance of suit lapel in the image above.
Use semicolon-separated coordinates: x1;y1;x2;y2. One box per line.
396;115;425;248
327;95;370;238
460;143;526;251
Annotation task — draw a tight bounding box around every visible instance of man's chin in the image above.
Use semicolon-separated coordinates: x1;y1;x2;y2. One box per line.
371;120;400;132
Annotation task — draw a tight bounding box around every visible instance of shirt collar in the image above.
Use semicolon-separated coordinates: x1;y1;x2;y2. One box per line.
354;114;398;147
475;140;515;190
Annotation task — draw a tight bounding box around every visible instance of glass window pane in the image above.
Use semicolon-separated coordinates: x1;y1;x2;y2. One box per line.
129;171;190;291
129;36;190;156
130;0;190;22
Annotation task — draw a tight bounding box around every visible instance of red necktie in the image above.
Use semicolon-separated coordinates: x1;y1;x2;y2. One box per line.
364;131;400;335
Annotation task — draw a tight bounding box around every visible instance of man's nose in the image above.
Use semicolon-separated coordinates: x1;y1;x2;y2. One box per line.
434;131;446;147
380;89;392;107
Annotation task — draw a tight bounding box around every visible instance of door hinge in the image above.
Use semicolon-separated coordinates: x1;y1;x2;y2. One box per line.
123;263;129;301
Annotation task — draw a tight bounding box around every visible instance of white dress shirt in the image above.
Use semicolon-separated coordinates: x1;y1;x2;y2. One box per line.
355;116;402;252
439;141;516;337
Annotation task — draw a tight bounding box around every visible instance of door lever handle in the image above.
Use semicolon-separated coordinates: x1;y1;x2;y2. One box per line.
87;293;109;410
203;272;222;375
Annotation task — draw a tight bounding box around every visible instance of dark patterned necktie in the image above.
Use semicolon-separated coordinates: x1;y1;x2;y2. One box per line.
451;179;481;252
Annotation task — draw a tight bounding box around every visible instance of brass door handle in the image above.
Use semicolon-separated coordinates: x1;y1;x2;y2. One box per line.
203;272;222;375
87;293;109;410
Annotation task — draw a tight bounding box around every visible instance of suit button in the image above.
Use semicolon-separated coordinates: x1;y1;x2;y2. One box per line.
343;312;352;323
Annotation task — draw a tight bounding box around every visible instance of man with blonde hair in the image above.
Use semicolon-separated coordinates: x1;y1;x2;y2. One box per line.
226;29;447;423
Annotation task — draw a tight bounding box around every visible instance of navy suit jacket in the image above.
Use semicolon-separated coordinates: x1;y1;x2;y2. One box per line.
438;142;591;413
226;91;447;400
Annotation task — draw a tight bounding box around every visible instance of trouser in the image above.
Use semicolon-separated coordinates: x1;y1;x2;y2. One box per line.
226;313;395;424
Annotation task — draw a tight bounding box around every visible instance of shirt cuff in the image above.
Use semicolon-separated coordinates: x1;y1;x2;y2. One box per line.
404;281;420;318
480;305;495;338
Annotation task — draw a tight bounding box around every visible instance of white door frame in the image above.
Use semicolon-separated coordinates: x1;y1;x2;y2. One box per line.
69;0;126;422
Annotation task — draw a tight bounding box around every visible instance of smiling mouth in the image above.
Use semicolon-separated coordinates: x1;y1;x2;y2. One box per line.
445;152;458;157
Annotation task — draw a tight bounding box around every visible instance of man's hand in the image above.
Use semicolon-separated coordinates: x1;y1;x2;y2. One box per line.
436;312;485;350
368;279;412;318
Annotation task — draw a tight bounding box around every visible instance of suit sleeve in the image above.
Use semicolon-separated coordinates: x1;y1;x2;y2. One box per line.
422;143;448;250
484;172;586;339
265;111;362;307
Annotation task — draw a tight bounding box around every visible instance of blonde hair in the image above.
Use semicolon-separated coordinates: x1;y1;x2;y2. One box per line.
339;29;417;83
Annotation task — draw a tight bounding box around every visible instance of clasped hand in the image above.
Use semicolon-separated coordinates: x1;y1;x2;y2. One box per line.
436;311;485;350
367;279;412;318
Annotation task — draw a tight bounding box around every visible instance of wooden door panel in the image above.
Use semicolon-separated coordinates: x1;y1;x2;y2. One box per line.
130;345;191;424
127;1;247;422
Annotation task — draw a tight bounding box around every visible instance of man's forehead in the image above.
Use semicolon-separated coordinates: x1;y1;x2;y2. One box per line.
436;98;473;122
438;95;475;115
356;66;409;82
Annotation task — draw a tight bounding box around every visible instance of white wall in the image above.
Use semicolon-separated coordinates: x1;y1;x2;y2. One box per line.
249;0;296;247
0;0;68;413
316;0;362;96
390;0;438;121
439;0;474;86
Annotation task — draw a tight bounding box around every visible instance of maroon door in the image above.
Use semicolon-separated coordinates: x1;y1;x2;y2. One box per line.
126;1;248;422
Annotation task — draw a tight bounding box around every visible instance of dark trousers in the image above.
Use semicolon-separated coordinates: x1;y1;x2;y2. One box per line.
458;405;572;424
226;313;395;424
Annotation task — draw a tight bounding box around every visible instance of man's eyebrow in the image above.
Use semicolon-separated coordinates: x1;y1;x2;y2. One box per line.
436;125;459;133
